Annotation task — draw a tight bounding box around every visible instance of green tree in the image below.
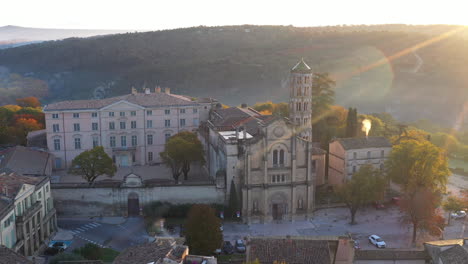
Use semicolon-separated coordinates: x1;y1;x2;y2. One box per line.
386;139;449;194
336;164;386;224
311;73;336;141
160;131;205;182
175;131;205;180
185;204;223;255
69;146;117;185
443;195;464;225
431;132;460;156
345;108;358;138
227;180;240;218
73;243;103;260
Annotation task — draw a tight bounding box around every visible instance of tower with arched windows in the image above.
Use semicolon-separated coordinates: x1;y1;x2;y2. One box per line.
289;59;313;140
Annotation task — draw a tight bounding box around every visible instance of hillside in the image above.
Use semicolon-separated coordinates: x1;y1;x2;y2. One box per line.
0;25;467;126
0;25;132;48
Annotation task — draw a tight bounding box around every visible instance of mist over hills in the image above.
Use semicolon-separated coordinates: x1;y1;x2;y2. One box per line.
0;24;467;127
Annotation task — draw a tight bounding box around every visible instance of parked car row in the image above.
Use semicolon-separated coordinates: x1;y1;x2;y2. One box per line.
451;210;467;219
216;239;246;255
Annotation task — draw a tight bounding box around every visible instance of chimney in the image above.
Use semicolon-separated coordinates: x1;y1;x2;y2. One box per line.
155;86;161;93
241;103;248;108
144;88;151;94
131;86;138;95
3;186;8;197
164;87;171;94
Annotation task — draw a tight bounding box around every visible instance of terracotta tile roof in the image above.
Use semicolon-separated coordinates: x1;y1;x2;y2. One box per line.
355;249;430;261
0;146;51;176
439;245;468;264
114;238;186;264
333;137;392;150
43;92;199;111
0;169;46;199
247;237;332;264
0;246;33;264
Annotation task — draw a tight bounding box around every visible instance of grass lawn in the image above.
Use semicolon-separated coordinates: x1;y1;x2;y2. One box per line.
101;248;120;263
449;158;468;171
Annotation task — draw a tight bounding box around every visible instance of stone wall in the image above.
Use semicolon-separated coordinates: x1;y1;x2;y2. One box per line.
52;184;224;217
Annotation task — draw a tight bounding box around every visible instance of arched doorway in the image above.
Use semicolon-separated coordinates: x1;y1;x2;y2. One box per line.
127;192;140;216
270;192;288;221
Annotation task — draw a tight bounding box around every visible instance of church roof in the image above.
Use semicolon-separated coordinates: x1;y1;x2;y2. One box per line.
291;58;312;73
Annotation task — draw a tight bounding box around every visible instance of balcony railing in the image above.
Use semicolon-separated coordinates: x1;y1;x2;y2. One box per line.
112;146;137;152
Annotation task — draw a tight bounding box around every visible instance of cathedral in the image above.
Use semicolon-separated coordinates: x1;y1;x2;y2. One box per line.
204;59;326;223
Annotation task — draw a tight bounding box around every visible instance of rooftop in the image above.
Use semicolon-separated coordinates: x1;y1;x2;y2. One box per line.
0;169;46;199
333;136;392;150
439;244;468;264
114;238;186;264
0;246;33;264
0;146;51;176
247;236;337;264
44;91;199;111
291;58;312;74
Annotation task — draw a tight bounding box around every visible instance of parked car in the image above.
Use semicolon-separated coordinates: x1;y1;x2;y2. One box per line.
373;201;385;210
368;235;386;248
353;240;361;250
451;211;467;219
235;239;246;253
391;197;401;206
222;241;234;254
44;241;68;255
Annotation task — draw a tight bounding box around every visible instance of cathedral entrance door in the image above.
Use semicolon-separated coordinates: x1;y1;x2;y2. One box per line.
127;192;140;216
272;204;283;220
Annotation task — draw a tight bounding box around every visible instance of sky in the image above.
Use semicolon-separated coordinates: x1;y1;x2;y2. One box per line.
2;0;468;30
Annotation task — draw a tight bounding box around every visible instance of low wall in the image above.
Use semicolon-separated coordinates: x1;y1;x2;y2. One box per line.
52;184;225;217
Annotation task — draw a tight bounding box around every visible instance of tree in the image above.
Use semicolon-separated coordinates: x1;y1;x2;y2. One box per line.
345;108;358;137
176;131;205;180
16;96;41;108
311;72;336;121
431;132;460;155
69;146;117;185
50;253;84;264
160;132;205;182
336;164;386;224
14;117;42;145
311;73;336;141
443;195;464;225
227;180;240;218
400;188;444;243
185;204;223;255
386;139;449;194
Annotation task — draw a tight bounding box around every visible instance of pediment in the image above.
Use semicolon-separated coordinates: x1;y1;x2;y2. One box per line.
101;100;144;111
122;173;143;187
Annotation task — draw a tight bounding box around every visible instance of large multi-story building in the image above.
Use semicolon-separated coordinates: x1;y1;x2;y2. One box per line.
43;87;215;169
204;60;326;223
328;137;392;186
0;169;57;256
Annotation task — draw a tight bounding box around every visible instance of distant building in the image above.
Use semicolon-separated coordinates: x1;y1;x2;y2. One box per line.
26;129;47;149
0;169;57;256
0;146;53;177
245;236;354;264
204;60;326;223
328;137;392;186
43;87;216;169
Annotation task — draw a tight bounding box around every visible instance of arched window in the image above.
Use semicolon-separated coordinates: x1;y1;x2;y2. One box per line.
279;150;285;166
273;150;278;166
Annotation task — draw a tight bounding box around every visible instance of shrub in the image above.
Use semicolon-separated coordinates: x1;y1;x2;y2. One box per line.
49;253;84;264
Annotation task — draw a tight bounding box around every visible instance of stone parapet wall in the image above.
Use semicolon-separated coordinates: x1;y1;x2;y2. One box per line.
52;184;224;217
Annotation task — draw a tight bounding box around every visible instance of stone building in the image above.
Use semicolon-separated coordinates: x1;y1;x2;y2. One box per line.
328;137;392;186
0;169;57;256
43;87;216;169
204;60;326;223
289;58;313;140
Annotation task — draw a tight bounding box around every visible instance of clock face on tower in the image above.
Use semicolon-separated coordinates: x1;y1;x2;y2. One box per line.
273;126;285;138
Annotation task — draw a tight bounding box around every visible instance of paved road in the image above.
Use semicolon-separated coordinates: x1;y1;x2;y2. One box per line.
57;217;150;252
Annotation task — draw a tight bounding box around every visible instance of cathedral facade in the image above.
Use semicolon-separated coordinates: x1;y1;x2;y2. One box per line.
204;59;326;223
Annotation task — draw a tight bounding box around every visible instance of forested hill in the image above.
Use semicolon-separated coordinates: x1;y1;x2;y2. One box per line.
0;24;467;126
